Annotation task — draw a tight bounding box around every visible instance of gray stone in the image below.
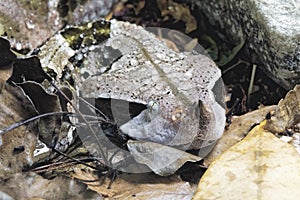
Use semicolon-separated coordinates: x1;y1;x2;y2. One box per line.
0;0;116;49
193;0;300;89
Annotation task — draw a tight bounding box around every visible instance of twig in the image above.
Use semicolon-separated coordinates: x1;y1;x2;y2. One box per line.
51;148;98;169
49;81;110;168
78;96;110;122
0;112;72;135
222;59;250;74
31;157;96;173
247;64;257;107
0;111;108;135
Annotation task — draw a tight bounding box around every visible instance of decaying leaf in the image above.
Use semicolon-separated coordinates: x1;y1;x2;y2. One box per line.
127;140;202;176
18;81;73;151
204;105;276;166
9;56;51;84
0;172;101;199
0;37;15;90
119;0;146;15
265;85;300;133
0;37;51;84
0;84;38;180
72;168;195;199
157;0;197;33
193;121;300;199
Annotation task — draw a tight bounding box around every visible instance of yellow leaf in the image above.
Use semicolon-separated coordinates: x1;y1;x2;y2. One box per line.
193;121;300;200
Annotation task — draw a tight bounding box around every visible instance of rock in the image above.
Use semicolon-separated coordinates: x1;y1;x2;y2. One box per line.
193;0;300;89
0;0;116;49
0;0;62;50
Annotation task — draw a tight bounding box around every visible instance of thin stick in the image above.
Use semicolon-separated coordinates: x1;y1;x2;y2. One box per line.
222;59;250;74
32;157;96;172
78;96;110;122
52;148;98;169
247;64;257;107
0;112;72;135
49;81;110;167
0;111;106;135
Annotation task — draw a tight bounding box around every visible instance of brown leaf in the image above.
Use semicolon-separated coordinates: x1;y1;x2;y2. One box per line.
265;85;300;133
18;81;71;150
0;84;38;179
72;168;195;199
0;172;100;199
0;37;51;84
157;0;197;33
193;121;300;199
204;105;276;166
127;140;202;176
9;56;51;83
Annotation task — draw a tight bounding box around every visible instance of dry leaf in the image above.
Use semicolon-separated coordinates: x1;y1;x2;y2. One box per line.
0;37;51;84
72;168;195;199
0;84;38;179
0;172;100;199
19;81;73;152
157;0;197;33
127;140;202;176
204;105;276;166
9;56;51;84
193;121;300;199
264;85;300;153
265;85;300;133
19;82;62;147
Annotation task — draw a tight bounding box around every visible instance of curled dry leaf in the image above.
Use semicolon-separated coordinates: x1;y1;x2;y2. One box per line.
193;121;300;200
204;105;276;166
19;81;62;147
9;56;51;84
18;81;73;151
0;84;38;180
127;140;202;176
157;0;197;33
0;37;50;84
72;168;194;200
265;85;300;133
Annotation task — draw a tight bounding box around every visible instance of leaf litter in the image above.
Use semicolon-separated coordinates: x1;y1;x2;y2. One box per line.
0;0;298;199
194;85;300;199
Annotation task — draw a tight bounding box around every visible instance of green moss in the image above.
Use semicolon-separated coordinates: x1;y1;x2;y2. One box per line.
61;20;111;49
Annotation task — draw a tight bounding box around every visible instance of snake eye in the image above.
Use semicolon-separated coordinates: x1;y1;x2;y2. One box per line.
172;107;183;122
147;100;160;115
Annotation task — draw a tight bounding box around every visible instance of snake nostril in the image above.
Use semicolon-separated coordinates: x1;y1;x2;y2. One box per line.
171;107;183;122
